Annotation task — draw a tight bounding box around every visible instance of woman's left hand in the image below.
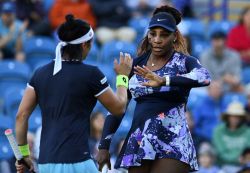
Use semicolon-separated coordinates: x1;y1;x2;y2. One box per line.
134;65;164;87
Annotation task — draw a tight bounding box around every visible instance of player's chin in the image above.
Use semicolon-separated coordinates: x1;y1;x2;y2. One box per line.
152;50;165;56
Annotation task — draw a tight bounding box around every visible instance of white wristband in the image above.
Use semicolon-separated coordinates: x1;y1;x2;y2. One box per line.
165;75;170;86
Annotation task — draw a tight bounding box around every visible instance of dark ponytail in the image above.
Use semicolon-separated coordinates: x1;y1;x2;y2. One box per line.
65;14;74;23
57;14;91;60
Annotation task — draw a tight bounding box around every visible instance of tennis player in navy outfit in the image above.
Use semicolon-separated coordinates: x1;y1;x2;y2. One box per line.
15;14;133;173
96;5;211;173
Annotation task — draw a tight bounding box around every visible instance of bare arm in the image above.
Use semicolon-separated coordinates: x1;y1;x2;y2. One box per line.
97;52;132;116
16;87;37;145
97;87;127;115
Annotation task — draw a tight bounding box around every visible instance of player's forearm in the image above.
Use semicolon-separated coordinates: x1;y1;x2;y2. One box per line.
99;98;130;150
159;67;211;87
98;114;124;150
114;86;128;114
15;112;29;145
159;75;209;87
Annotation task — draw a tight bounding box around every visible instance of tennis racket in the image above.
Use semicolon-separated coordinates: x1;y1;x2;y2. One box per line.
4;129;36;173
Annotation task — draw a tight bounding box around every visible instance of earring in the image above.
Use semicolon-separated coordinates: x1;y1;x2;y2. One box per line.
174;39;176;43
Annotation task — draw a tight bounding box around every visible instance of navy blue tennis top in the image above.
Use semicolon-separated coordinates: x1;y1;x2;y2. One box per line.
29;61;109;164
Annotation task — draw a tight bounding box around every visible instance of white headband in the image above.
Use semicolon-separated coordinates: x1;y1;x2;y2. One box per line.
53;27;94;75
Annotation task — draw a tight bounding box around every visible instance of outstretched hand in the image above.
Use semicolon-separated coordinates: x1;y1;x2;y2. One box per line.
114;52;133;76
95;149;111;172
134;65;164;87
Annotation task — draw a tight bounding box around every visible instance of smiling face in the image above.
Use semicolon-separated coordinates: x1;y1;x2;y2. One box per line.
147;27;176;57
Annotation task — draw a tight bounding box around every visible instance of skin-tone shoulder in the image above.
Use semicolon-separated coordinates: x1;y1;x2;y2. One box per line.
97;52;133;115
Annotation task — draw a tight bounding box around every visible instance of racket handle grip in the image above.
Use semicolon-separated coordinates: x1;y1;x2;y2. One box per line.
18;159;36;173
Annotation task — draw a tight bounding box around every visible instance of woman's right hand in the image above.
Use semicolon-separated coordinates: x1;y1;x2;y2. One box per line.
95;149;111;172
114;52;133;76
134;65;164;87
15;157;35;173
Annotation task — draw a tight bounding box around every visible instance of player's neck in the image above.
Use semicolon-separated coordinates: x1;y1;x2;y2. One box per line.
151;49;174;61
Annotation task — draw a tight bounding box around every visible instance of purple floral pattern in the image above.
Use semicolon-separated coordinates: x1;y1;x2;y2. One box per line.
120;106;198;171
129;52;210;98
